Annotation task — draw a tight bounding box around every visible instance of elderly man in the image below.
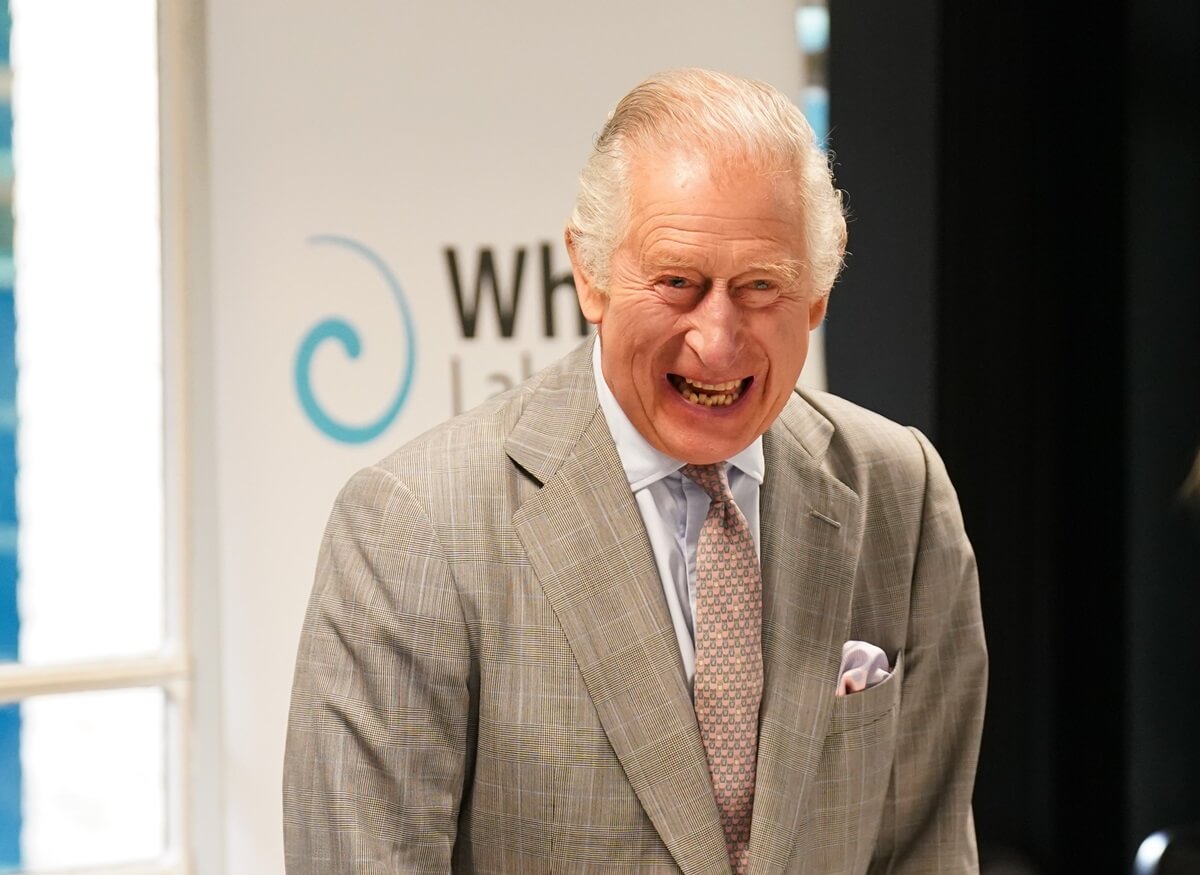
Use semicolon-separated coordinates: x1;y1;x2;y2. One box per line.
283;68;986;874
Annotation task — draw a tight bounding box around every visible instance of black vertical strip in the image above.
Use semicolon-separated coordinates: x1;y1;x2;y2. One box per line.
936;2;1061;868
1125;0;1200;855
939;2;1130;870
824;0;939;438
1035;4;1129;872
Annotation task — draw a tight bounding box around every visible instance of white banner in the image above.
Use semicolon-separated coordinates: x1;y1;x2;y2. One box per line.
205;2;805;870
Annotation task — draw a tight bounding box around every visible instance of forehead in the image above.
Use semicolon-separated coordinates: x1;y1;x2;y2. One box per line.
627;145;798;207
622;148;806;265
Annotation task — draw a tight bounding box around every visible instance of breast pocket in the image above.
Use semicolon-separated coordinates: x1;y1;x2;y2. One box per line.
827;648;903;733
797;650;904;873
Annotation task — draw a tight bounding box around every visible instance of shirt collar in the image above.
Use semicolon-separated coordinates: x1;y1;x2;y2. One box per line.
592;337;765;492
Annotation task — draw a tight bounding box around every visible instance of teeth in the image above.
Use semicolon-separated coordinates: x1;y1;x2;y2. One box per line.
686;378;740;392
671;375;745;407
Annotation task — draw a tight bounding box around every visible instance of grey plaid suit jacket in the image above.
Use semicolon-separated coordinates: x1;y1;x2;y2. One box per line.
283;338;986;874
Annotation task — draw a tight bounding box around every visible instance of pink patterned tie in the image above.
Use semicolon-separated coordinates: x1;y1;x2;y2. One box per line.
681;463;763;875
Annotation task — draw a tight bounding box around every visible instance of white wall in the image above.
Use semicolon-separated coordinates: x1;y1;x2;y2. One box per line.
203;3;804;871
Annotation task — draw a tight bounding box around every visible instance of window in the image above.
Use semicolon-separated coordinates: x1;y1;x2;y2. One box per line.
796;0;831;149
795;0;831;393
0;2;188;872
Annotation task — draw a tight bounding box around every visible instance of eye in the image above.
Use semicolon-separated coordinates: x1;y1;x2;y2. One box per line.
737;278;783;306
744;279;778;294
656;275;697;295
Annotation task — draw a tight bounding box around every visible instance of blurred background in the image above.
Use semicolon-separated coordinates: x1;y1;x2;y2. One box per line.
0;1;1194;874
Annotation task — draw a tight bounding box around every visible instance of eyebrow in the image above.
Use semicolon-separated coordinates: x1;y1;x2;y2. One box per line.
739;259;806;285
643;255;807;285
642;253;700;273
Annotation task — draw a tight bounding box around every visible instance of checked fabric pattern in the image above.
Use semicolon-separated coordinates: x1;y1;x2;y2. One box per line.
681;462;764;875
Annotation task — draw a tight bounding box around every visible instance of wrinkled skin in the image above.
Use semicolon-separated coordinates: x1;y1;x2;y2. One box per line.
569;150;828;465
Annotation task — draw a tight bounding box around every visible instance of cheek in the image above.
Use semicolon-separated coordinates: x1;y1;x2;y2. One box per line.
764;326;811;381
614;308;680;353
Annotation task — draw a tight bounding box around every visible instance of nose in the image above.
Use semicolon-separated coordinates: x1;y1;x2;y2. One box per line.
684;289;741;373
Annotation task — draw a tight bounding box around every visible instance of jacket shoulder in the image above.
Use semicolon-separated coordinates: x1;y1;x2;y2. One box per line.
790;387;938;501
333;342;596;525
376;372;543;480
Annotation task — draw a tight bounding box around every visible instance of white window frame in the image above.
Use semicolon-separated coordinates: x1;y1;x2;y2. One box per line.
0;1;219;873
161;0;222;873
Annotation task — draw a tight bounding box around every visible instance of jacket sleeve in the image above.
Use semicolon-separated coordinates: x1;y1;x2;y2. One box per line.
870;428;988;874
283;464;474;874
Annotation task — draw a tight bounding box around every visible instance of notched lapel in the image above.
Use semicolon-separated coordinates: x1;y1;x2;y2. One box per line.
509;363;731;874
747;395;864;874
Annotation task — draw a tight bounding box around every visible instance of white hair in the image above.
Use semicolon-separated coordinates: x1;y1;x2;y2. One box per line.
567;68;847;297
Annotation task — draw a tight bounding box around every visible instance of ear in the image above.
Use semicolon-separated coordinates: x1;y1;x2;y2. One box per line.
808;292;829;330
565;229;606;325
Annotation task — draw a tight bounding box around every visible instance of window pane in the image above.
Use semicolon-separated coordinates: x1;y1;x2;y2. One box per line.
0;704;17;871
795;0;830;147
8;0;163;664
0;687;167;873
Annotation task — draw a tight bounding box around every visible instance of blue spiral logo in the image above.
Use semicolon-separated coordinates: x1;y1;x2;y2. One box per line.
294;235;417;444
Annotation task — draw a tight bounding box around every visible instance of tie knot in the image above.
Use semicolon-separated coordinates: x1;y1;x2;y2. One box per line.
680;462;734;503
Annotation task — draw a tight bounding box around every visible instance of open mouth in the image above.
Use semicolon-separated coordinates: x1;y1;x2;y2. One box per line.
669;374;752;407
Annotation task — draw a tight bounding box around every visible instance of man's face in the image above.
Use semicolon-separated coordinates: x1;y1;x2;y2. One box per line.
570;149;828;465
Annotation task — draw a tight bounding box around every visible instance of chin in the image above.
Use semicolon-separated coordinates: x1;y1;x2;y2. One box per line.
649;389;767;463
665;434;753;466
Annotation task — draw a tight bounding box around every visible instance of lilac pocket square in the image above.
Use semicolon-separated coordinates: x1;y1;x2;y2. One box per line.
836;640;892;696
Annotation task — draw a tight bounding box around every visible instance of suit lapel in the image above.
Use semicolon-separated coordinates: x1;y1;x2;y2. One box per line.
507;341;731;875
747;394;863;874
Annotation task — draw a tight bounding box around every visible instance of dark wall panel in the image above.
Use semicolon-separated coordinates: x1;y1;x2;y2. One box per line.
1126;0;1200;848
828;0;1200;872
823;1;938;438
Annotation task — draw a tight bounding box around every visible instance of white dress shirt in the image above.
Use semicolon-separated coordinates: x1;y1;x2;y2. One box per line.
592;340;764;690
